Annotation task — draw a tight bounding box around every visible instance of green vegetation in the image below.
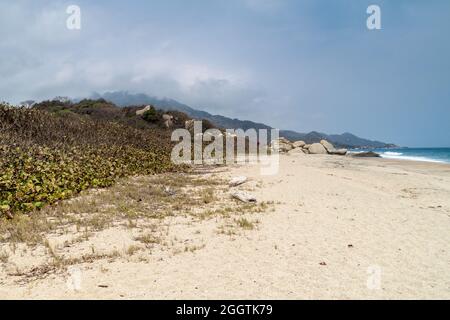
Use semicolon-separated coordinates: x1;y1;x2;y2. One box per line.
142;106;161;123
0;100;181;217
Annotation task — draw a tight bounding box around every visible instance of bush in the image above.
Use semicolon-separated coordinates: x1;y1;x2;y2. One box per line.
142;106;160;123
0;103;177;216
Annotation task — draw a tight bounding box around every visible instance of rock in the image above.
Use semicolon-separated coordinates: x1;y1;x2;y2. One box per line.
231;191;257;203
320;140;347;156
280;144;293;152
292;140;306;148
162;114;174;128
229;176;247;187
351;151;381;158
320;140;335;153
136;105;151;116
288;148;305;155
204;131;223;138
328;148;348;156
303;144;311;149
308;143;327;154
185;119;195;131
270;138;293;153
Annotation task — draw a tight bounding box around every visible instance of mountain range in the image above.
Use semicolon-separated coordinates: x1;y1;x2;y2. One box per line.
88;91;396;149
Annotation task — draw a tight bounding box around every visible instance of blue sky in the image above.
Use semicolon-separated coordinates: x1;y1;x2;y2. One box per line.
1;0;449;146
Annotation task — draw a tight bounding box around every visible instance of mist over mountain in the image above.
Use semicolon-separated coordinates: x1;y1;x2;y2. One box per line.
89;91;397;148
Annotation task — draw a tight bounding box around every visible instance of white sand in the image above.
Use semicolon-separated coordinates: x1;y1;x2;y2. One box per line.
1;154;450;299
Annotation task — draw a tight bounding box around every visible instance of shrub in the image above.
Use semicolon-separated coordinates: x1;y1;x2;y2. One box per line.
142;106;160;123
0;103;178;216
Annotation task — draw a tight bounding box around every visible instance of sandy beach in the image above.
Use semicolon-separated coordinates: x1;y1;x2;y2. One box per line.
1;153;449;299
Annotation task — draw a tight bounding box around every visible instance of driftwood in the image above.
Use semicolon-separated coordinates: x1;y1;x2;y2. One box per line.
231;191;257;203
229;176;247;187
164;186;176;196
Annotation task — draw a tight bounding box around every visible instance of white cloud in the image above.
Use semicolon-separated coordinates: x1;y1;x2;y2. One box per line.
0;1;261;112
1;0;449;146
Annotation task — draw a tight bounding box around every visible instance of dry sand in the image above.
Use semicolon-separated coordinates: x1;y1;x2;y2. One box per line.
1;154;450;299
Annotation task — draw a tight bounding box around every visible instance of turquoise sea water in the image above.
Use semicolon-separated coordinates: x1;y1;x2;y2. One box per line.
349;148;450;164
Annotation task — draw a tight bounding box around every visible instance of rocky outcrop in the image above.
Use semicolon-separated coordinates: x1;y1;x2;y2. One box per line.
320;139;335;152
270;138;348;157
308;143;327;154
319;139;347;155
292;140;306;148
351;151;381;157
288;148;305;155
270;137;293;153
328;149;348;155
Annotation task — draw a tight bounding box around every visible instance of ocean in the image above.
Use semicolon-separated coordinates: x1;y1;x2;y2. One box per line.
349;148;450;164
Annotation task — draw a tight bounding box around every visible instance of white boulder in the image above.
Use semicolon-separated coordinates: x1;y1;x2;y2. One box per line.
320;140;336;153
308;143;328;154
293;140;306;148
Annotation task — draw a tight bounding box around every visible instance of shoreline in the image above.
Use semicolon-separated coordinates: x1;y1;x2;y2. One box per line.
348;155;450;171
347;148;450;165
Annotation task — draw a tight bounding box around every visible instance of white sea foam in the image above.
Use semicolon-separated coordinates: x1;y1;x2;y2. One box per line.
383;151;403;156
380;153;445;163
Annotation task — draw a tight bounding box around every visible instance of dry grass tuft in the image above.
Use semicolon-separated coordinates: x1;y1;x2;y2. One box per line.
235;217;257;230
0;169;274;283
0;250;9;263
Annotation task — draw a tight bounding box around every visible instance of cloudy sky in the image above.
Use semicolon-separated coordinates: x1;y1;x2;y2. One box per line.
1;0;449;146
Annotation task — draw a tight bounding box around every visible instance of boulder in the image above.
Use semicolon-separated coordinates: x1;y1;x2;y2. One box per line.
136;105;151;116
280;144;293;152
292;140;306;148
308;143;327;154
278;137;291;144
270;138;293;153
320;140;336;153
303;144;311;149
328;148;348;156
351;151;381;158
288;148;305;155
162;114;174;128
185;119;195;131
